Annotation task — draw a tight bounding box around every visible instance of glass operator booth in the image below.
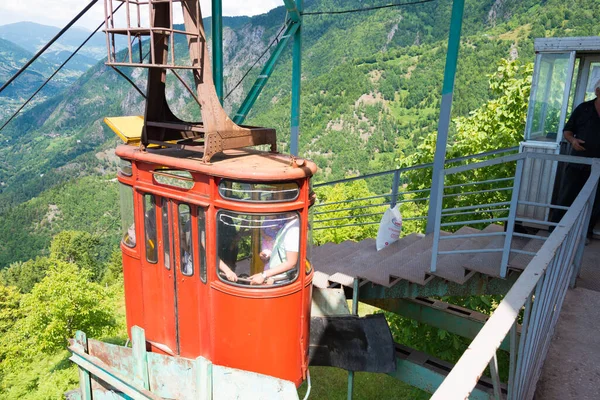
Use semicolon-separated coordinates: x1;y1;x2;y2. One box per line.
114;139;317;387
519;37;600;227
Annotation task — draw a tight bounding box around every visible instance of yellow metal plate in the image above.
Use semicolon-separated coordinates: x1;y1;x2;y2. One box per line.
104;116;144;145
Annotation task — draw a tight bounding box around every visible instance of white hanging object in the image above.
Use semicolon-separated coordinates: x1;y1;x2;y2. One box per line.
376;205;402;251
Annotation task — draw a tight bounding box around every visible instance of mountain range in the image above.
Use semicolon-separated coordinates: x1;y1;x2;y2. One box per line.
0;21;111;61
0;0;599;269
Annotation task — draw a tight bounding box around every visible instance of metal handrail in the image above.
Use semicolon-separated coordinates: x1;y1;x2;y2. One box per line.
313;146;518;188
312;147;518;231
430;157;600;399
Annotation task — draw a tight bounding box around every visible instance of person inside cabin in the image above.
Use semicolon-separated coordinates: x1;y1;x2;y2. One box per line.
250;214;300;285
181;222;193;276
217;213;241;282
553;78;600;233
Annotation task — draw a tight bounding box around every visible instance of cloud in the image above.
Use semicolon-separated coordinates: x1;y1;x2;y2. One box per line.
0;0;283;29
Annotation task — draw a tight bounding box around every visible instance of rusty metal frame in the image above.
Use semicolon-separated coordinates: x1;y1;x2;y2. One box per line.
103;0;278;162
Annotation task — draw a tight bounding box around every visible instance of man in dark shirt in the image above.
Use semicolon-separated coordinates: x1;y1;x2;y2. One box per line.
553;79;600;232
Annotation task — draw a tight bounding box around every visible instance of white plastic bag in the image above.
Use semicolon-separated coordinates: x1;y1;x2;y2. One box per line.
376;205;402;251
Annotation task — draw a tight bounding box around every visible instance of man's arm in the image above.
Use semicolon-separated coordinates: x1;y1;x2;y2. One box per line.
564;130;586;151
250;251;298;285
563;105;586;151
219;259;238;282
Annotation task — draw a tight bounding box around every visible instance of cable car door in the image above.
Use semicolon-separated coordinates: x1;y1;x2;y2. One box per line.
174;203;206;357
141;195;178;355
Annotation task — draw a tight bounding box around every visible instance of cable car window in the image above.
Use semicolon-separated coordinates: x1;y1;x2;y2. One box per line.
154;169;194;190
216;210;300;287
198;208;207;283
161;198;171;270
119;158;132;176
119;184;136;248
143;195;158;263
218;181;299;203
179;204;193;276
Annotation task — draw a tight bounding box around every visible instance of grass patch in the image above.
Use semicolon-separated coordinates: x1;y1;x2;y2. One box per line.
297;366;430;399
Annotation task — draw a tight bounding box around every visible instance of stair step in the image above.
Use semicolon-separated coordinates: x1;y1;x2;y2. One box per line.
433;224;504;283
312;271;332;289
404;226;482;285
509;232;548;270
359;231;454;286
463;235;529;277
327;234;423;287
315;241;359;274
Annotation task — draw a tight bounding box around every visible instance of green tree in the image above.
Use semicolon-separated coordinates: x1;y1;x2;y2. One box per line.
1;261;116;359
313;181;385;244
399;59;533;225
101;249;123;286
0;258;53;293
50;231;103;281
0;285;21;335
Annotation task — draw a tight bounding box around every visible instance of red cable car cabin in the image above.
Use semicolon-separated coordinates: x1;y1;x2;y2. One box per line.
115;145;317;387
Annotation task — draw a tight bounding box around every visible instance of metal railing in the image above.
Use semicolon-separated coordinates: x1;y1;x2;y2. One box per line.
312;147;518;232
430;155;599;399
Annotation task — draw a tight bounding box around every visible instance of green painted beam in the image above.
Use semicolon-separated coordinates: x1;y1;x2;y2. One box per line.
363;297;517;352
358;272;519;300
389;343;502;400
211;0;223;103
233;22;299;125
290;0;302;156
426;0;465;233
282;0;301;22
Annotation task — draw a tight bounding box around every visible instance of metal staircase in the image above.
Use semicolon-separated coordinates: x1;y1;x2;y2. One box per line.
312;224;546;290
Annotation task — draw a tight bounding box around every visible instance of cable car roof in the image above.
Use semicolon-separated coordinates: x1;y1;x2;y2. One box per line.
116;144;317;181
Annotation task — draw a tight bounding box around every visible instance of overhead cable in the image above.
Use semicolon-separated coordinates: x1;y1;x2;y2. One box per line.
0;0;99;95
0;3;124;133
301;0;435;16
111;66;146;99
224;22;288;101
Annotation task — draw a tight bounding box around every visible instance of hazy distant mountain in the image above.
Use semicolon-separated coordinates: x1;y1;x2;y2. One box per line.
0;38;63;101
42;50;99;72
0;36;102;121
0;21;109;60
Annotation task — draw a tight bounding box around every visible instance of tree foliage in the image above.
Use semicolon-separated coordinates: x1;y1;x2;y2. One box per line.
313;181;384;244
50;231;103;281
2;262;116;358
0;258;52;293
398;59;533;226
0;285;21;335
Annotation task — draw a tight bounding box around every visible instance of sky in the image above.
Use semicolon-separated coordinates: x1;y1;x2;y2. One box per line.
0;1;283;30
